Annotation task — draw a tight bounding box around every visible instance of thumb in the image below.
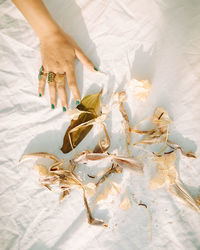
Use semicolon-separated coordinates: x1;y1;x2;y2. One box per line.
75;48;98;72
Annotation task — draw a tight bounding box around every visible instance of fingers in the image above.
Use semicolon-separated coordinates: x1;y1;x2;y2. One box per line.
38;74;47;96
48;73;57;109
75;48;98;72
65;62;81;103
55;74;68;111
38;66;47;96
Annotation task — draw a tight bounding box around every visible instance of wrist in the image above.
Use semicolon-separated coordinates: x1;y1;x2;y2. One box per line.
36;22;62;40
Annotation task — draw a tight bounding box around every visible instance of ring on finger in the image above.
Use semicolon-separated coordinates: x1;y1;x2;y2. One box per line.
38;66;46;80
48;72;56;83
55;73;65;83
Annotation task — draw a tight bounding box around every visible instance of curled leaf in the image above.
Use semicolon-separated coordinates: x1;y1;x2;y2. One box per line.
167;140;196;158
20;152;60;163
61;90;103;153
93;123;110;153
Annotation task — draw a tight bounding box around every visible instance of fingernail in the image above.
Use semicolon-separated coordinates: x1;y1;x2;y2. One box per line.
76;100;80;105
63;106;66;112
39;93;42;97
94;66;98;71
51;104;55;109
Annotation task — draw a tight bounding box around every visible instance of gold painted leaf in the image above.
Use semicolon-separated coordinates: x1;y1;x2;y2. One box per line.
61;90;102;153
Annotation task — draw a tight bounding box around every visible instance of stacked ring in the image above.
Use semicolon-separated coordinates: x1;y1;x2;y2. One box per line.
48;72;56;83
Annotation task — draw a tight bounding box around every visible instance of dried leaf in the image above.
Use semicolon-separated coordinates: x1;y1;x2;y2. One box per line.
93;123;110;153
74;152;111;164
113;156;143;173
138;203;152;240
96;164;122;187
20;152;60;163
61;90;102;153
66;109;91;120
34;164;48;176
167;140;196;158
195;196;200;206
151;152;200;212
118;91;131;155
132;107;171;147
119;189;132;210
128;79;151;101
59;190;70;202
169;180;200;212
82;186;107;226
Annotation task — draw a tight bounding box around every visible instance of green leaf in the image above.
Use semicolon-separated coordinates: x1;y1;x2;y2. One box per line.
61;90;102;153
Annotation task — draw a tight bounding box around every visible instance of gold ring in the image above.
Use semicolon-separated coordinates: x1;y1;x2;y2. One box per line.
55;73;65;83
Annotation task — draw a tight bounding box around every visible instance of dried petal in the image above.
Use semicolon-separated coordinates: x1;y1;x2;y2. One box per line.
128;79;151;101
152;107;172;130
113;156;143;173
34;164;48;176
20;152;60;163
169;180;200;212
119;190;132;210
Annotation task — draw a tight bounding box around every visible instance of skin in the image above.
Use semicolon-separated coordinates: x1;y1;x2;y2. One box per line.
12;0;97;109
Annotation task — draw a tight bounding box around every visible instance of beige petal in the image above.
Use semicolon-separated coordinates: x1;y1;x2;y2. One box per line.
128;79;151;102
34;164;48;176
119;190;132;210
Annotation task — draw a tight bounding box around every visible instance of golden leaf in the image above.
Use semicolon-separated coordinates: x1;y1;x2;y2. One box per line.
61;90;102;153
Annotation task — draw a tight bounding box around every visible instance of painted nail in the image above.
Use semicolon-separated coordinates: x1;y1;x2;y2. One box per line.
94;66;98;71
51;104;55;109
39;93;42;97
76;100;80;105
63;106;66;112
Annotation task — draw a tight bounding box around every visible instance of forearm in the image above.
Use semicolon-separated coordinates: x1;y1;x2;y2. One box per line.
12;0;61;39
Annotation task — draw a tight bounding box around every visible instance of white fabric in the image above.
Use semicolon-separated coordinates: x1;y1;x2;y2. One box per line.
1;0;200;249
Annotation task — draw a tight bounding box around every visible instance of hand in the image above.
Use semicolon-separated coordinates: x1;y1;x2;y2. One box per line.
38;29;98;110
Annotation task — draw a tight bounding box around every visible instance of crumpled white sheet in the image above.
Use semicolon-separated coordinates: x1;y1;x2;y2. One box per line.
0;0;200;249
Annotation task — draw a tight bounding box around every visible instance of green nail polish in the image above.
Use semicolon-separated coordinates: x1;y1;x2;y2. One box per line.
94;66;98;71
76;100;80;105
63;106;66;112
51;104;55;109
39;93;42;97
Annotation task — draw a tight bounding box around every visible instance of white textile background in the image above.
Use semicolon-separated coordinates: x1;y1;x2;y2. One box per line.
0;0;200;249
